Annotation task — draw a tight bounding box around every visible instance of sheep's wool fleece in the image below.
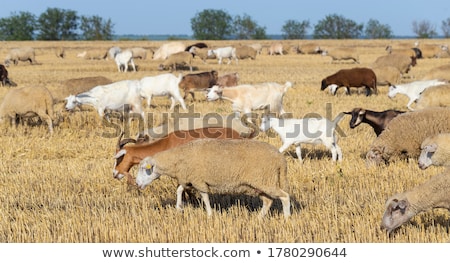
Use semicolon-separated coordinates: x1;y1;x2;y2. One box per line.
369;107;450;161
151;139;289;195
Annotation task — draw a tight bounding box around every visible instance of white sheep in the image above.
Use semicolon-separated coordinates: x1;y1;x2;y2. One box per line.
321;47;359;63
136;139;291;218
158;51;193;72
260;113;346;162
381;168;450;233
414;84;450;110
387;79;448;110
4;47;37;66
114;49;136;72
0;86;55;134
418;133;450;169
366;107;450;165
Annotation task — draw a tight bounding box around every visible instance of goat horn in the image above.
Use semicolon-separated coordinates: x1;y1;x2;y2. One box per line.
116;132;124;150
119;138;137;149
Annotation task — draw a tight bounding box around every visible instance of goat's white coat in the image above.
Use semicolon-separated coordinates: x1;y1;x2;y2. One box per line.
207;46;236;64
387;79;447;110
139;73;187;110
114;50;136;72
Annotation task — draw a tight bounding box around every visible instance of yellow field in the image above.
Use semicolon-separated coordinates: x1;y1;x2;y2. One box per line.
0;39;449;243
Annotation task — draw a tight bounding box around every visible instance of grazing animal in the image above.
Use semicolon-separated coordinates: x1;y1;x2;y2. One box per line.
207;46;236;65
113;126;245;185
206;81;293;118
77;49;108;60
321;67;377;96
158;51;193;72
371;66;401;86
387;79;447;110
188;46;214;64
381;169;450;233
139;73;187;110
321;47;359;63
0;86;55;134
135;139;291;218
233;45;257;64
216;72;239;87
366;107;450;165
153;42;186;60
4;47;37;66
422;64;450;81
343;108;405;136
0;64;16;87
371;54;416;75
49;76;113;105
415;84;450;110
260;113;346;162
415;42;449;58
114;49;136;72
178;70;218;101
268;42;284;55
128;47;147;59
418;133;450;169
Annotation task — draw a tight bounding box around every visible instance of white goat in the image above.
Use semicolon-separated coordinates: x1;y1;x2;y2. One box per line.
259;113;346;162
139;73;187;110
387;79;447;110
114;50;136;72
207;46;236;65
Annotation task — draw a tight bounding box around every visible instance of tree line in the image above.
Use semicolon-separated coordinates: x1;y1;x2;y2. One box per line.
1;7;450;41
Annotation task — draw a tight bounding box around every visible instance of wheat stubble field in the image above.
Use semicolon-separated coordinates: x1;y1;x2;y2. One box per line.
0;39;449;243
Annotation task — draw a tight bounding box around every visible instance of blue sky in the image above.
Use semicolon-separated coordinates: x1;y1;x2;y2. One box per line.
1;0;449;36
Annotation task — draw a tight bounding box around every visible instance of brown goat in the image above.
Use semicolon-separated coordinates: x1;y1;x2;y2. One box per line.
321;67;377;96
113;127;245;185
344;108;405;136
178;70;218;101
217;72;239;87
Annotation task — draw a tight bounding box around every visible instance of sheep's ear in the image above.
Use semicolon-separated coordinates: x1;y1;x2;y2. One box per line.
113;149;127;159
425;143;438;153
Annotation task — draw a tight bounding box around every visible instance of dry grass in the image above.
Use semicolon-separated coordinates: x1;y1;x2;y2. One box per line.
0;39;449;243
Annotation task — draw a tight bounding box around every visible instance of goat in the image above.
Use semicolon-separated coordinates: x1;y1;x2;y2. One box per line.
344;108;405;136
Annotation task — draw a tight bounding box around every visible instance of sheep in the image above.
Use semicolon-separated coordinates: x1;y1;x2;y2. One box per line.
153;42;186;60
321;47;359;63
371;54;416;75
418;133;450;169
135;139;291;218
415;43;448;58
206;81;293;119
344;108;405;136
233;45;257;64
0;86;55;134
0;64;17;87
268;42;284;55
248;43;263;55
260;113;346;162
108;46;121;60
366;107;450;165
4;47;37;66
76;49;108;60
158;51;193;72
321;67;377;96
128;47;147;59
114;49;136;72
371;66;401;86
387;79;448;111
295;43;322;54
216;72;239;87
48;76;113;104
54;47;65;59
414;84;450;110
139;73;187;110
385;45;418;58
188;46;213;64
381;168;450;233
178;70;218;101
113;126;246;185
422;64;450;81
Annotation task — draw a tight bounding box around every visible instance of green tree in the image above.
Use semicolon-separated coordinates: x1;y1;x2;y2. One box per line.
233;14;267;39
191;9;233;40
364;19;393;39
412;20;437;38
37;8;78;40
441;18;450;38
313;14;363;39
281;19;310;39
79;15;114;40
0;11;36;40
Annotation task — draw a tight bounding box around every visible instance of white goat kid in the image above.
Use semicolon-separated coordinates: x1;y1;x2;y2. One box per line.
387;79;447;110
114;49;136;72
260;113;346;162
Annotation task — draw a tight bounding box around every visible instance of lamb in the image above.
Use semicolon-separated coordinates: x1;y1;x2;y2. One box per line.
422;64;450;81
158;51;193;72
371;54;416;75
216;72;239;87
343;108;405;136
0;86;55;134
233;45;257;64
321;67;377;96
48;76;113;104
135;139;291;218
268;42;284;55
260;113;346;162
418;133;450;169
178;70;218;101
414;84;450;110
387;79;448;110
138;73;187;110
371;66;401;86
366;107;450;165
381;169;450;233
114;49;136;72
321;47;359;63
153;42;186;60
76;49;108;60
4;47;37;66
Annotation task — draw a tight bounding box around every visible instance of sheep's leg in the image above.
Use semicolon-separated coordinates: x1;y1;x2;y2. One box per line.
176;185;185;211
259;195;273;218
278;142;292;154
199;192;213;216
295;145;303;162
279;192;291;218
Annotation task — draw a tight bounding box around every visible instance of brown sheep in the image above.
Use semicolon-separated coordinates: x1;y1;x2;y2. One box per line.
178;70;218;101
217;72;239;87
321;67;377;96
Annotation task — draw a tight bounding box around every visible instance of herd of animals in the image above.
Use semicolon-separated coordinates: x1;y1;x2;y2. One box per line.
1;40;450;235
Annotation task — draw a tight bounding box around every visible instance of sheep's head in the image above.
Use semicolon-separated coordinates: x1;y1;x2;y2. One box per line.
136;156;160;189
366;146;388;166
418;143;437;170
381;194;415;233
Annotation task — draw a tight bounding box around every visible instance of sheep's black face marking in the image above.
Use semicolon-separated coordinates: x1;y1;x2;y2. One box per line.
145;167;153;175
